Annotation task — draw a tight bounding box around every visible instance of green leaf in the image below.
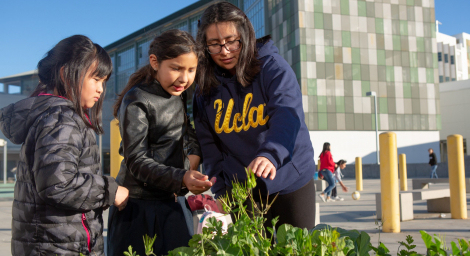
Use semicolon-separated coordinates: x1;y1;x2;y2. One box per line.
451;241;461;255
355;231;372;256
167;246;193;255
420;230;433;248
459;239;469;251
276;224;292;246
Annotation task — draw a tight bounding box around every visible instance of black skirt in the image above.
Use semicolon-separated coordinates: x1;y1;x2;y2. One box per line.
107;197;192;256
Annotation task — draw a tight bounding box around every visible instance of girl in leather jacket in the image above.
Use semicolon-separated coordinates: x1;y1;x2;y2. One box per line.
107;29;215;256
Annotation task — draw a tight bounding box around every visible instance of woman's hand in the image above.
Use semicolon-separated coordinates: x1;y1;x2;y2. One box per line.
114;186;129;211
183;170;215;195
248;156;276;180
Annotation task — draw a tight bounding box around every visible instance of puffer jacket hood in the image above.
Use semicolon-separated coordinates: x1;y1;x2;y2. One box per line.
0;96;73;144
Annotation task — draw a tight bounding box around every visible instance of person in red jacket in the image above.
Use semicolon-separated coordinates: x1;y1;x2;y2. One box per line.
318;142;336;202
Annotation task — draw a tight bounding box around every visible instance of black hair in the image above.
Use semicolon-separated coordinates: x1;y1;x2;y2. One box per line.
195;2;268;95
319;142;331;158
113;29;197;117
336;160;347;167
31;35;112;134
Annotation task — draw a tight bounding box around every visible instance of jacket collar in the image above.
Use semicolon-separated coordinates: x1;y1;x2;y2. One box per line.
138;79;172;99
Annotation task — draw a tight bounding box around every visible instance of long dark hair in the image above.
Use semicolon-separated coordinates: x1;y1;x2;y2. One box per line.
319;142;331;158
113;29;197;118
195;2;262;95
31;35;112;134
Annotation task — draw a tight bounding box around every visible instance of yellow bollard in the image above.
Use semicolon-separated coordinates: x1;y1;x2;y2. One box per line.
399;154;408;191
379;132;400;233
355;157;363;191
110;119;123;178
447;135;468;219
317;159;321;171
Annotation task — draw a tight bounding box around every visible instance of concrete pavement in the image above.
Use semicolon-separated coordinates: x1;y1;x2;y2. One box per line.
0;179;467;255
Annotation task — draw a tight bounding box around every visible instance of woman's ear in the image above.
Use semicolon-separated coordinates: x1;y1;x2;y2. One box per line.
60;66;65;83
149;54;159;71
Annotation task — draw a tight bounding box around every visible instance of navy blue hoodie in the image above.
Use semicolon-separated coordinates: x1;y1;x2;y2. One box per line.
193;39;315;198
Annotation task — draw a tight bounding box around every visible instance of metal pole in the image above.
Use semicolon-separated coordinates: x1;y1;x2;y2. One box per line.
374;95;379;164
3;142;6;185
447;134;467;219
380;132;400;233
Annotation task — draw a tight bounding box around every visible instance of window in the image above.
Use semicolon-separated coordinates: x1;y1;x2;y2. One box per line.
445;77;450;81
244;0;265;38
0;83;4;93
438;52;442;62
444;54;448;63
450;55;455;64
452;78;456;81
137;38;152;69
190;15;202;40
439;76;443;83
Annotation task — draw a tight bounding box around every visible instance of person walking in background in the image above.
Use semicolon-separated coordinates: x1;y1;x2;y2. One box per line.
330;160;349;201
429;148;438;178
318;143;336;202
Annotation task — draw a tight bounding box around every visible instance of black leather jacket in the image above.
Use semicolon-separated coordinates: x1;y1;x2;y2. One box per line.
116;81;202;200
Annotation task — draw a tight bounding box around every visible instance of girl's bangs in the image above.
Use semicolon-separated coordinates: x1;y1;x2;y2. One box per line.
92;45;113;80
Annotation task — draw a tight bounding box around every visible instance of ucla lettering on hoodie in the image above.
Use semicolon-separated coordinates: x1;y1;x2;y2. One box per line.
214;93;269;134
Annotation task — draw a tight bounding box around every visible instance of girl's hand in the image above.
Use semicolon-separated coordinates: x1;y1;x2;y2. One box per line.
342;185;349;192
183;170;215;195
248;157;276;180
114;186;129;211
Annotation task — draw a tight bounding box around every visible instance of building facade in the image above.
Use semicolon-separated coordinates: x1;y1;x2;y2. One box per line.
436;31;470;82
1;0;442;172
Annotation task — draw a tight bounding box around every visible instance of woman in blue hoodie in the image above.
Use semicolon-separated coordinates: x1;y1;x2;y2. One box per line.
193;2;316;230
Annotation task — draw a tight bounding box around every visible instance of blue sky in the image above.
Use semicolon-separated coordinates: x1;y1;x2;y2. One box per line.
0;0;468;78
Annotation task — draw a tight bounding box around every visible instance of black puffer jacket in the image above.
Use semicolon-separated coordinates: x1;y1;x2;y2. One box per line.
0;95;118;256
116;80;202;199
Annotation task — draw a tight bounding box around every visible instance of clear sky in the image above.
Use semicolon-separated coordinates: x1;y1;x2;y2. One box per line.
0;0;468;78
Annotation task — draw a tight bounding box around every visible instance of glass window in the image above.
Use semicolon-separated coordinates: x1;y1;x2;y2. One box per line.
190;15;202;40
116;45;136;93
438;52;442;62
0;83;4;93
244;0;265;38
106;55;116;99
450;55;455;65
444;54;448;63
445;77;450;81
137;38;152;69
439;76;443;83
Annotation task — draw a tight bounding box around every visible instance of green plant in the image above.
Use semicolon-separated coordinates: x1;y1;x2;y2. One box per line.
122;234;157;256
397;235;418;256
123;245;138;256
421;231;449;256
143;234;157;256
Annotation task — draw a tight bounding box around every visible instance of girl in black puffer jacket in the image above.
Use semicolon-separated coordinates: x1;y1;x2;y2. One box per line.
0;35;129;255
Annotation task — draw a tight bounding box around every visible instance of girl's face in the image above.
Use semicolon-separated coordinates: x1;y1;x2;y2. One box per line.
205;22;241;74
153;52;198;96
340;163;346;169
80;66;105;109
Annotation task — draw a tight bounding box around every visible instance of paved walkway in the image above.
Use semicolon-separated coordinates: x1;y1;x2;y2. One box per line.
0;180;467;255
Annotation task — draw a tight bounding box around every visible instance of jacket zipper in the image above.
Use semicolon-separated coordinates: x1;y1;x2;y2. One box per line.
81;213;91;252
